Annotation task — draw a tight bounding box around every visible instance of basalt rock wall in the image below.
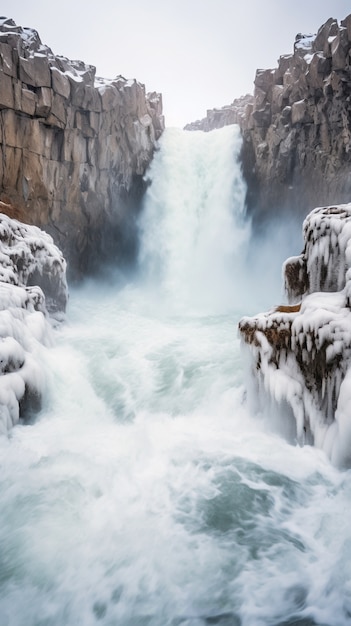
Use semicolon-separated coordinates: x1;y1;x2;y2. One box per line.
239;204;351;467
186;14;351;229
0;17;165;278
184;94;254;132
241;13;351;226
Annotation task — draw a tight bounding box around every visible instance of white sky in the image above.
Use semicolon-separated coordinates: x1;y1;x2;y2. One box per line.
1;1;351;127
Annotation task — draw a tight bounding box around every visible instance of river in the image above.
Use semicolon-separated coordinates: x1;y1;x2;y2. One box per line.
0;126;350;626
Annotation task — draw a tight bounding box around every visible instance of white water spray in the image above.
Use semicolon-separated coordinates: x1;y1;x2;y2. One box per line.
0;127;350;626
138;126;249;314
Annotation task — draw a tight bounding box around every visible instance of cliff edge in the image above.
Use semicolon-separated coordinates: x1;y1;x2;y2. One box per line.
186;14;351;228
0;17;165;277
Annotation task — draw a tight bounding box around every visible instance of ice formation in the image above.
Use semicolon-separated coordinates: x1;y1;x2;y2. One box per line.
239;204;351;467
0;212;67;433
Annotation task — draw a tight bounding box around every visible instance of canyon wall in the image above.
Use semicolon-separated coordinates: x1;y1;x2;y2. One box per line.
186;14;351;228
184;94;253;132
0;17;164;277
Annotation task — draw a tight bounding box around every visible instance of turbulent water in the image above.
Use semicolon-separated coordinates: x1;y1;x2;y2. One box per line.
1;126;351;626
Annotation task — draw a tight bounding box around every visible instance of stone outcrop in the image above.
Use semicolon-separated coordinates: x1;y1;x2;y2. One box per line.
186;14;351;228
239;204;351;467
0;202;67;313
184;94;253;132
241;15;351;220
0;211;67;432
0;17;164;277
240;13;351;225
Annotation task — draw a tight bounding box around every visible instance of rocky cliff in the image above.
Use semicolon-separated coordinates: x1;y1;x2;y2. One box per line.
186;14;351;228
0;17;164;277
184;94;253;132
241;13;351;225
239;204;351;467
0;212;67;432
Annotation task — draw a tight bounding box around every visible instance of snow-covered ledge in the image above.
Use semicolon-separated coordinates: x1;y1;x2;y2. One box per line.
239;204;351;468
0;213;67;433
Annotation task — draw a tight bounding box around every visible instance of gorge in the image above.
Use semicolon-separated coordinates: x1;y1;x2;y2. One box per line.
0;10;351;626
2;122;351;626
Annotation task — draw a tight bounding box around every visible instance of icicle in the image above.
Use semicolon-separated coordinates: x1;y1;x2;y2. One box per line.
239;203;351;467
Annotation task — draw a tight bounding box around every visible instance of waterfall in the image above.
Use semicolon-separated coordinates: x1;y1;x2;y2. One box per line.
0;126;350;626
138;126;249;314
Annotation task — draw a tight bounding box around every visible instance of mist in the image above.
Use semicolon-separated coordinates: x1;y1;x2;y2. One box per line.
2;122;351;626
244;213;305;313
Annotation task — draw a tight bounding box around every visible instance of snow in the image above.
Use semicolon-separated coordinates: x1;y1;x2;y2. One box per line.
295;34;315;51
0;213;67;434
0;212;68;313
240;203;351;467
64;71;84;83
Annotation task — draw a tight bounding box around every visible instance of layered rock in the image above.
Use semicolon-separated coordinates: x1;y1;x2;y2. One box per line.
0;212;67;432
239;204;351;467
0;17;164;277
184;94;253;132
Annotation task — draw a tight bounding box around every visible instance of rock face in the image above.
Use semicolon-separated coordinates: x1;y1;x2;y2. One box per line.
239;204;351;467
0;211;67;432
0;202;67;313
186;14;351;228
184;95;253;132
240;13;351;225
0;17;164;277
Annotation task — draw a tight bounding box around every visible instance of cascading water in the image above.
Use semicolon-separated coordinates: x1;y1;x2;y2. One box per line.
0;126;351;626
138;127;249;314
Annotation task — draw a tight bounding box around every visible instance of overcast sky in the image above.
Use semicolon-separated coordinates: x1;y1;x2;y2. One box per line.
2;1;351;127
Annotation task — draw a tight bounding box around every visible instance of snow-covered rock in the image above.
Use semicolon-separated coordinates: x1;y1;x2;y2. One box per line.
0;207;67;313
0;212;67;432
239;203;351;467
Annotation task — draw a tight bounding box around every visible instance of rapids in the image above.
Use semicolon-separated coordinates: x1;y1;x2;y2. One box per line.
0;127;351;626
